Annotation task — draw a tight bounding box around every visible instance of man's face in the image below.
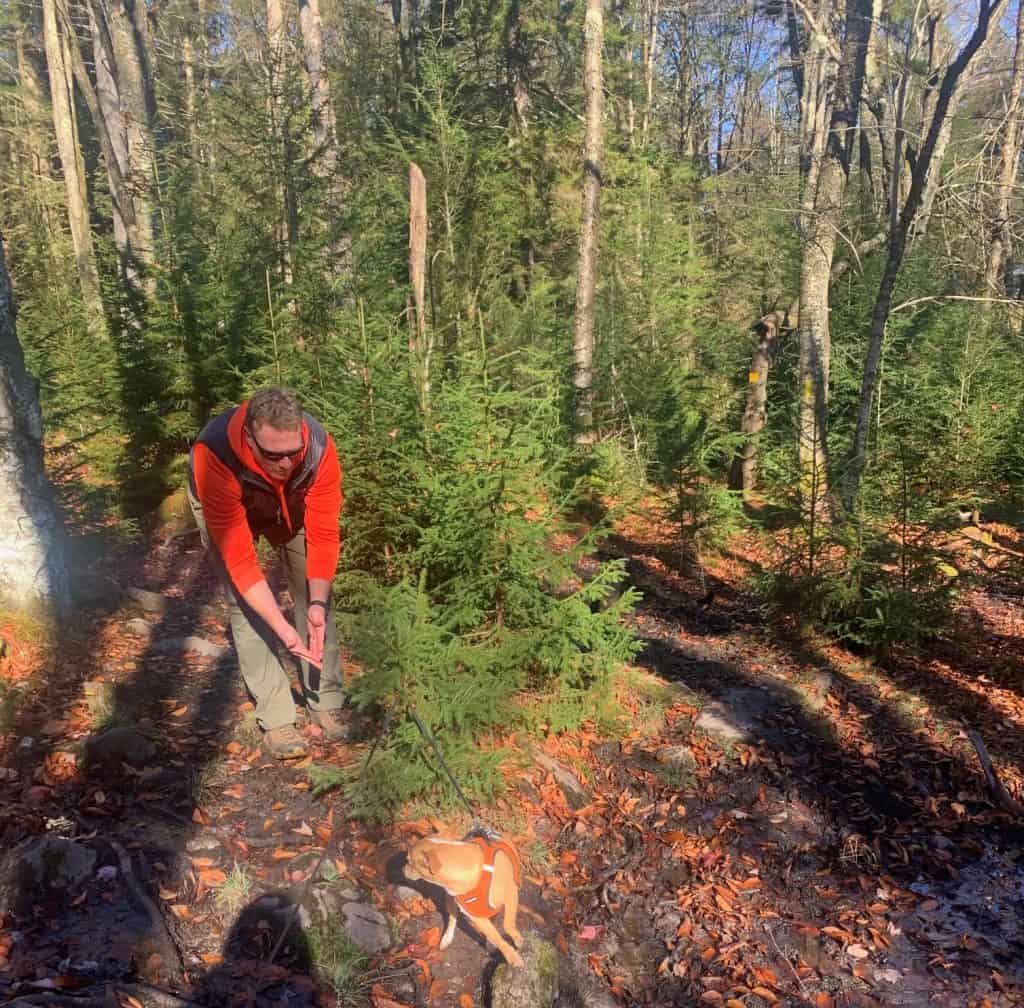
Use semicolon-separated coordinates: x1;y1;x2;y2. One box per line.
245;422;304;480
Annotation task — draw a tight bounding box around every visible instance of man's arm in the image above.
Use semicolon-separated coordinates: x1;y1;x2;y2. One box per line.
301;436;342;664
192;444;319;665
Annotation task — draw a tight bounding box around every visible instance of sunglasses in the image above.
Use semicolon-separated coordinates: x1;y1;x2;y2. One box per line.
246;427;304;462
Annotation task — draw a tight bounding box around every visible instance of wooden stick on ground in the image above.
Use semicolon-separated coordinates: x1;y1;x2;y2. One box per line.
966;730;1024;817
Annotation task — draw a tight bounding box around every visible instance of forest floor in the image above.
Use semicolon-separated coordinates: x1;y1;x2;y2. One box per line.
1;498;1023;1008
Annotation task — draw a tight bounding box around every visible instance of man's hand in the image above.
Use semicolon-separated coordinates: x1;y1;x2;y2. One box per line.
279;623;322;670
306;604;327;667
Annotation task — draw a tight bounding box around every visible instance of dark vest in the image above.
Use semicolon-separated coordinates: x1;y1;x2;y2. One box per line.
189;407;328;546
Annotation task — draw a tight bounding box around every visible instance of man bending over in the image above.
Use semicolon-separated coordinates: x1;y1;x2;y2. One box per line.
188;386;347;758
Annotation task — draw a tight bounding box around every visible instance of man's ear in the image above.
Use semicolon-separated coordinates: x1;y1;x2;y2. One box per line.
427;849;444;876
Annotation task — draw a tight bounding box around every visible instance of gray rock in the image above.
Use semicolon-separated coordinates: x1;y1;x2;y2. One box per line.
125;618;153;637
0;837;97;916
341;902;392;955
287;851;333;882
695;706;750;743
149;636;228;660
560;945;619;1008
533;751;591;810
795;672;835;713
696;688;776;744
185;834;222;855
392;885;420;904
655;744;697;770
126;587;170;614
490;933;560;1008
84;725;158;769
309;884;344;922
592;741;621;762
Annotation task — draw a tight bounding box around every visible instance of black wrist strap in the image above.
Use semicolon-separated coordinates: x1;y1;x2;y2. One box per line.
308;599;329;611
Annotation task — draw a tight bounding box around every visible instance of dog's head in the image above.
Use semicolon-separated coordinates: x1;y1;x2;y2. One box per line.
404;839;445;883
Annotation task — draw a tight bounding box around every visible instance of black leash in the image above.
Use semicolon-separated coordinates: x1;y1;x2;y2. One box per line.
406;706;477;821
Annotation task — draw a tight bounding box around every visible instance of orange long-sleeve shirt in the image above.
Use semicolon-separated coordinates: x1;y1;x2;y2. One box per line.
190;403;342;594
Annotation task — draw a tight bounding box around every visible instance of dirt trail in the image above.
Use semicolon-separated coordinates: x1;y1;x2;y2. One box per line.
1;514;1023;1008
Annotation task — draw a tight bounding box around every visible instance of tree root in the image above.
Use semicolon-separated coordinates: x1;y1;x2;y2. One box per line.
106;841;187;982
0;983;202;1008
966;730;1024;818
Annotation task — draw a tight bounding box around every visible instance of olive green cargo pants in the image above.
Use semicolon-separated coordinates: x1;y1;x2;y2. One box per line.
188;489;345;730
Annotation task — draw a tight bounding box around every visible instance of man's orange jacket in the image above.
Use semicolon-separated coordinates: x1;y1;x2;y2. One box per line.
189;401;342;596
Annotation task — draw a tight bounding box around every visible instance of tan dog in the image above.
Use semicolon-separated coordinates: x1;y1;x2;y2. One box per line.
404;832;524;967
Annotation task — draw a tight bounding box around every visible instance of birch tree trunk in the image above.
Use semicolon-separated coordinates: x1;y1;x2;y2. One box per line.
0;233;71;621
572;0;604;447
85;0;156;292
14;19;55;235
267;0;296;285
41;0;106;333
983;0;1024;298
844;0;1008;512
298;0;339;178
298;0;350;276
795;0;872;510
109;0;156;276
408;162;430;412
641;0;659;149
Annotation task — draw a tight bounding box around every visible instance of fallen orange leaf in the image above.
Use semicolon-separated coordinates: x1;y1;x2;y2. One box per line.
421;926;441;948
458;995;474;1008
199;869;227;887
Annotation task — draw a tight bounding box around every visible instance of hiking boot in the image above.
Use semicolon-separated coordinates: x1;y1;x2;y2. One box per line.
309;708;353;742
264;724;309;760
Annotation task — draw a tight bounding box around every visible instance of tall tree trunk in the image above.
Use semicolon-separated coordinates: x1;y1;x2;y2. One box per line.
40;0;106;334
86;0;156;291
110;0;156;275
0;233;71;621
729;307;789;494
983;0;1024;297
641;0;659;148
795;0;873;510
14;18;57;239
298;0;339;177
506;0;531;134
298;0;350;277
844;0;1008;512
408;162;430;412
267;0;296;285
572;0;605;447
182;31;200;167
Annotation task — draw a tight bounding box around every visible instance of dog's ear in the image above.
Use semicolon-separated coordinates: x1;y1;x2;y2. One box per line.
426;849;444;876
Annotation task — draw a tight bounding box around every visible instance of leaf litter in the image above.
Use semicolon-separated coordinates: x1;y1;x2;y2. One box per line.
0;507;1022;1006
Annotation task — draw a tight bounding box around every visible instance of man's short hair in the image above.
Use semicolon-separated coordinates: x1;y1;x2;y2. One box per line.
247;386;303;433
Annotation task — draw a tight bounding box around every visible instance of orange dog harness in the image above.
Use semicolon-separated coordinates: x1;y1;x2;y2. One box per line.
454;836;521;919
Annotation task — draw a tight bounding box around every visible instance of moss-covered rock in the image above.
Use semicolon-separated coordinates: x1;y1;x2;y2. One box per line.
490;933;559;1008
156;487;193;526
